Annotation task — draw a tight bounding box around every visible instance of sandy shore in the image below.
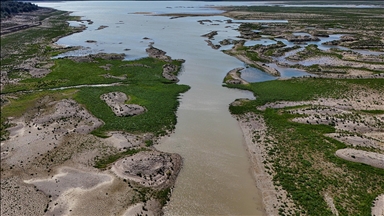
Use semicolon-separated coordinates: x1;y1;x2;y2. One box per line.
225;67;249;85
372;194;384;216
235;112;297;215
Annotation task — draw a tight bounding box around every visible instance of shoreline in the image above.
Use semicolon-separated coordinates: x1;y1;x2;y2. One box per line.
235;112;297;215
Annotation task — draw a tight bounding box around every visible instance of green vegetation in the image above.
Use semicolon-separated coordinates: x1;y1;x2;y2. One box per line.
1;4;189;155
292;44;343;60
155;188;171;206
238;22;262;31
131;186;171;208
228;78;384;114
227;77;384;215
75;83;189;136
225;5;384;57
360;110;384;114
226;6;384;32
245;51;270;63
1;57;189;138
94;148;147;169
264;108;383;215
0;118;11;141
1;10;82;70
228;78;354;114
3;57;184;93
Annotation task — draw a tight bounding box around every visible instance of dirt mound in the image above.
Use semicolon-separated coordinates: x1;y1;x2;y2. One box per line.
100;92;146;117
335;148;384;169
112;151;182;189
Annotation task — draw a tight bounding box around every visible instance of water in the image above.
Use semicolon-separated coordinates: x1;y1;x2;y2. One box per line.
244;39;277;47
37;1;266;215
240;67;275;83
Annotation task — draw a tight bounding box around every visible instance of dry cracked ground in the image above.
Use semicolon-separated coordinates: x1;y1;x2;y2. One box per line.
1;93;181;216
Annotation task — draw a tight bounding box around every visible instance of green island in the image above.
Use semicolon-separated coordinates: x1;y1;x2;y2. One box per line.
1;6;188;216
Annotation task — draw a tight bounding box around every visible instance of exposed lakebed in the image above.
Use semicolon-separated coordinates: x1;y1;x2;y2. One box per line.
34;1;384;215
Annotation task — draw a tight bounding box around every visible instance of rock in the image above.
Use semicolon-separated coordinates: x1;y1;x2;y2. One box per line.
225;67;248;85
311;31;329;37
162;64;179;82
198;19;212;25
219;39;232;45
66;53;125;62
96;25;108;30
201;31;218;39
322;40;340;46
99;64;113;70
91;53;125;60
286;35;320;42
112;151;182;188
335;148;384;169
340;35;356;42
146;45;171;62
239;30;260;40
226;79;242;84
100;92;146;117
205;40;221;50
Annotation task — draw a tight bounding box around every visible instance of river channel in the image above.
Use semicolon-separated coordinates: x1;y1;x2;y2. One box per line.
35;1;380;215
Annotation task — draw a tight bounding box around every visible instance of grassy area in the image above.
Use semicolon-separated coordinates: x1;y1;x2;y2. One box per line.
264;108;384;215
3;57;183;93
360;110;384;114
224;6;384;56
131;186;171;208
94;147;147;169
227;77;384;215
226;6;384;31
1;6;189;151
1;11;81;68
292;44;343;60
1;27;189;137
229;78;384;111
1;57;189;137
227;78;354;114
1;90;76;118
74;82;189;136
245;51;270;63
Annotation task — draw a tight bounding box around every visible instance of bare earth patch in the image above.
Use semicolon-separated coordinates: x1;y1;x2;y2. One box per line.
0;95;180;215
323;192;339;216
100;92;146;117
335;149;384;169
24;167;113;215
225;67;249;85
111;151;182;189
235;112;298;215
372;194;384;216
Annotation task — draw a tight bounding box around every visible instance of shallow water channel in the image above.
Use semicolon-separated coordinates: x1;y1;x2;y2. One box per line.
35;1;379;215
